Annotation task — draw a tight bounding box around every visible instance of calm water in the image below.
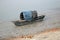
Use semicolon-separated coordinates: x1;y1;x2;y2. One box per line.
0;0;60;21
0;10;60;39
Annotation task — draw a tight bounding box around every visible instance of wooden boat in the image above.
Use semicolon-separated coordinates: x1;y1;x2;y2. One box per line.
13;15;45;26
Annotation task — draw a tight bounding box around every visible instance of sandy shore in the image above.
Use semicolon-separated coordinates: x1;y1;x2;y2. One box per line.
2;28;60;40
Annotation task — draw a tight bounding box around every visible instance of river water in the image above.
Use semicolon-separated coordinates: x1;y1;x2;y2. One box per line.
0;9;60;39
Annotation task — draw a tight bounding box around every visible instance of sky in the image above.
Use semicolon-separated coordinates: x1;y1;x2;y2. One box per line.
0;0;60;21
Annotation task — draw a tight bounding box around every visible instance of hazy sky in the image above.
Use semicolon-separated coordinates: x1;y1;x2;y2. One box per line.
0;0;60;21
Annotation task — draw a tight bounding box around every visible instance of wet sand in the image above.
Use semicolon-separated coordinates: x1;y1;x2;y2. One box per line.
2;28;60;40
0;9;60;39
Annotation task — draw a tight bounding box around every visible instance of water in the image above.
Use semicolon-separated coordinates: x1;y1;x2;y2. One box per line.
0;0;60;21
0;9;60;39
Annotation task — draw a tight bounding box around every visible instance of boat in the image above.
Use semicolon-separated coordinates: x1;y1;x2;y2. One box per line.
13;10;45;26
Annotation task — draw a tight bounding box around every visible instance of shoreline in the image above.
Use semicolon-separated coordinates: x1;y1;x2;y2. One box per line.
1;28;60;40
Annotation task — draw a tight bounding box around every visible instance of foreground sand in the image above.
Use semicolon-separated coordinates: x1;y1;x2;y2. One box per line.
3;28;60;40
